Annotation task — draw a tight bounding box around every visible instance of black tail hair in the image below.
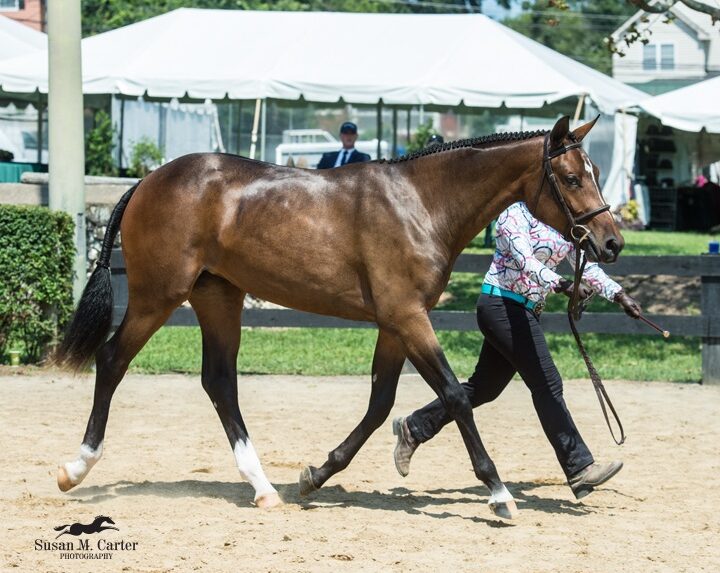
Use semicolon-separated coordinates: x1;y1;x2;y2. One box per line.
53;182;141;371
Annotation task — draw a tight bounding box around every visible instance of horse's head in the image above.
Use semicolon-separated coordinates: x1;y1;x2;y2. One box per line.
525;115;624;263
95;515;115;525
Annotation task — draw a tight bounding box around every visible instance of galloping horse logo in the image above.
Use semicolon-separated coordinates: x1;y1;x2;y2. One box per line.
54;516;119;539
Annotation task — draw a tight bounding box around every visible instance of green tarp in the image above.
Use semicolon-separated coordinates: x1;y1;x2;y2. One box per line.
0;162;43;183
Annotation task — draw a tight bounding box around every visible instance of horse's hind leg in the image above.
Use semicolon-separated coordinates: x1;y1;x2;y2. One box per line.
189;273;280;508
389;310;517;519
300;328;405;494
57;299;177;492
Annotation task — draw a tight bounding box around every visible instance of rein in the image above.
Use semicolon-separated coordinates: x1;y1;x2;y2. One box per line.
539;134;626;446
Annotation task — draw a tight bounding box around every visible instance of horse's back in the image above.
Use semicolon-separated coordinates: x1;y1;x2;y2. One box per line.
120;153;381;319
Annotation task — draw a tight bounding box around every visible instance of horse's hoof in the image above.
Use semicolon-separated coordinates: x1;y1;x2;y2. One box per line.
255;491;283;509
57;466;76;493
298;466;319;496
489;498;518;520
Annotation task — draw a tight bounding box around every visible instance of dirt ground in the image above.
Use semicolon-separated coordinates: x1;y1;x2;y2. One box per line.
1;370;718;573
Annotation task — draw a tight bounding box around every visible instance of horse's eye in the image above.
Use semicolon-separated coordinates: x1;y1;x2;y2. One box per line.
566;175;581;187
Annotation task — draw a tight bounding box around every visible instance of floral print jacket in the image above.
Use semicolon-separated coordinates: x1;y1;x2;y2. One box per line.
483;202;622;304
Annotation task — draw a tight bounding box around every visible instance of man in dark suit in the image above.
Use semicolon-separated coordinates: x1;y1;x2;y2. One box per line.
316;122;371;169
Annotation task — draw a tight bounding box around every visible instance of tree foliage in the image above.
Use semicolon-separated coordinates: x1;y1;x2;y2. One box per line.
85;110;118;177
127;137;163;178
406;120;440;154
81;1;718;72
81;0;488;37
504;1;637;74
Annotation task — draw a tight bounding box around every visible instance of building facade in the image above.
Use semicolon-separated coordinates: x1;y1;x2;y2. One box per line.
611;3;720;95
0;0;45;32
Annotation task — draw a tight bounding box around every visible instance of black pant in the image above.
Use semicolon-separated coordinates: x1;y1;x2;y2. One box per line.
406;293;594;479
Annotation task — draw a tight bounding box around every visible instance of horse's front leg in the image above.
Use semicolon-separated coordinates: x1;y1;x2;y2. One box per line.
388;309;517;519
299;328;405;494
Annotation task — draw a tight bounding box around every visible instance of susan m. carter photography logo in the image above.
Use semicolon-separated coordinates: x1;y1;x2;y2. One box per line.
35;515;138;560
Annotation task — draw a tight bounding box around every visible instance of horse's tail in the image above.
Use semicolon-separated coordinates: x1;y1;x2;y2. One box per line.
53;182;141;372
53;524;69;531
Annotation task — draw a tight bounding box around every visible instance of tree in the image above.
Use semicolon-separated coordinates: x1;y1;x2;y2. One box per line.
504;1;637;74
81;0;719;71
628;0;718;20
85;110;117;177
81;0;484;37
506;1;719;68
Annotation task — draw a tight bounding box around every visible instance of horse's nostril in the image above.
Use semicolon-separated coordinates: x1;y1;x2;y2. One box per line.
605;237;620;256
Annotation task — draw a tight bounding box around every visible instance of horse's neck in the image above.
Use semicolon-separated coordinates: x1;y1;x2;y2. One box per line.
405;141;541;257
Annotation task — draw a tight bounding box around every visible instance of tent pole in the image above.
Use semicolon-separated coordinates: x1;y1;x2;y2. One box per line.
249;98;261;160
260;98;267;162
572;95;586;128
406;108;411;145
117;96;125;169
36;93;43;165
376;100;383;159
236;100;242;155
158;102;167;157
227;100;234;153
392;107;398;158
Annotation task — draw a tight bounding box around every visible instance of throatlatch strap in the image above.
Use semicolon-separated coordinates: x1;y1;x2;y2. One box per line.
567;247;626;446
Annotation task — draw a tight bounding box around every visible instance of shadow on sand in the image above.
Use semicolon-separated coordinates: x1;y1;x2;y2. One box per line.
70;477;595;526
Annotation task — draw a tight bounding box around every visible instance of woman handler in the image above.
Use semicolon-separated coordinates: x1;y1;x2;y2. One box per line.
393;201;641;499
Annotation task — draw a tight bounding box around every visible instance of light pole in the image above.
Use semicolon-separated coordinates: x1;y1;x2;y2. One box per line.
48;0;86;302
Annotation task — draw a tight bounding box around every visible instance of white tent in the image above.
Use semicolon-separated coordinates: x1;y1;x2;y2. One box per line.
0;9;646;206
0;15;46;63
638;76;720;134
0;16;47;163
0;9;643;114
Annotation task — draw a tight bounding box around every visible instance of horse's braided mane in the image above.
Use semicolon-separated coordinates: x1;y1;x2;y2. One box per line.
381;129;549;164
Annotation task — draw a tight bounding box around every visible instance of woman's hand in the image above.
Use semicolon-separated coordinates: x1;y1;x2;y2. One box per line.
555;279;593;300
614;291;642;318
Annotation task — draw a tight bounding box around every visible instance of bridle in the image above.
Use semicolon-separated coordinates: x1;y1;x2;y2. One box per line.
534;132;625;445
536;132;611;255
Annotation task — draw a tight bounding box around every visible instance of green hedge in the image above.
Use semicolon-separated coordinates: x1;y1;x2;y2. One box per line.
0;205;75;363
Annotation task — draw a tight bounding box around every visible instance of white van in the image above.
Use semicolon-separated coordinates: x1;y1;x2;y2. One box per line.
275;129;388;168
0;105;47;164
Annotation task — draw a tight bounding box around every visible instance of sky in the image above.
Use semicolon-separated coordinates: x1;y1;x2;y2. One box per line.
482;0;523;20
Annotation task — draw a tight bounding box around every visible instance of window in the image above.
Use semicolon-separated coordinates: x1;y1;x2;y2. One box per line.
0;0;21;11
643;44;657;71
642;43;675;72
661;44;675;70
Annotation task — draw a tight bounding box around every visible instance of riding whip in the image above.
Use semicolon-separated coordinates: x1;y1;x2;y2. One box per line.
637;314;670;338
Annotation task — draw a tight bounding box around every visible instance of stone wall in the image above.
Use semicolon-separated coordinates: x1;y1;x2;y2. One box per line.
0;173;137;276
85;203;117;272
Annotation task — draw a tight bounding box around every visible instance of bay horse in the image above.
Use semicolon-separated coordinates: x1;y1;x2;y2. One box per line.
53;116;622;519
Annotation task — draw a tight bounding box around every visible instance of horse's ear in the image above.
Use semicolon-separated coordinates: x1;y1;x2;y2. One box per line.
550;116;570;149
572;115;600;142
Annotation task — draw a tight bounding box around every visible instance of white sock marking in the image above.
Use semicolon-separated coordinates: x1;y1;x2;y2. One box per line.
64;442;103;485
488;484;513;505
233;438;277;500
